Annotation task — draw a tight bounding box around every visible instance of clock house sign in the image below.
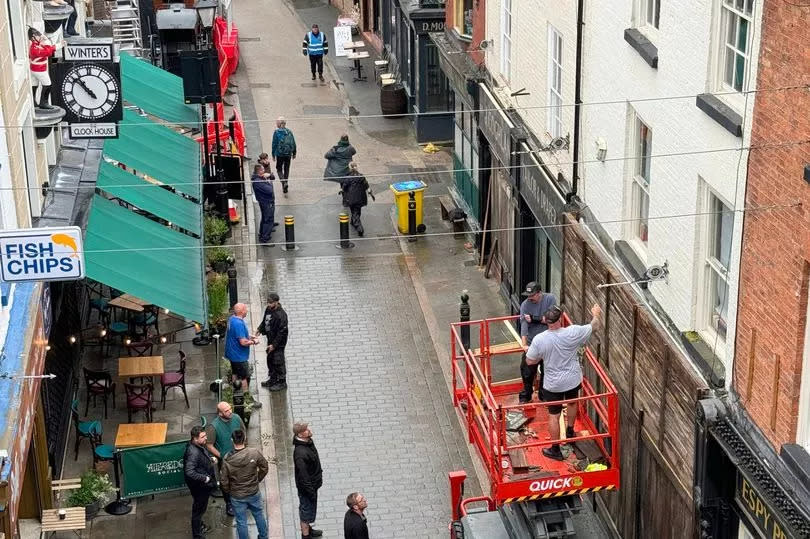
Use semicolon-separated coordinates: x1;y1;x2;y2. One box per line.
52;41;123;139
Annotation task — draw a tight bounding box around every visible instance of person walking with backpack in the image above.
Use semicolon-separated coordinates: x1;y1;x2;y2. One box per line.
272;117;297;194
220;429;270;539
339;162;373;237
302;24;328;82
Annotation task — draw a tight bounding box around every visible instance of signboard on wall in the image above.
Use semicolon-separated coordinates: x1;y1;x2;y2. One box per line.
736;473;796;539
0;226;85;282
519;142;566;252
478;83;514;167
333;26;353;57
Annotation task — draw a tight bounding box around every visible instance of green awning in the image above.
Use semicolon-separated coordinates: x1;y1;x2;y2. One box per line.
120;52;200;127
104;109;202;200
96;160;201;235
84;195;205;323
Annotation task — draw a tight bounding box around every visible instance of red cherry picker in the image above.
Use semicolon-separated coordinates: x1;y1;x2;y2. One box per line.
447;313;620;538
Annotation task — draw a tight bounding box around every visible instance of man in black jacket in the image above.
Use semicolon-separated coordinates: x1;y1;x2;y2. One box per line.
344;492;369;539
293;422;323;538
339;162;371;237
258;293;289;391
184;426;218;538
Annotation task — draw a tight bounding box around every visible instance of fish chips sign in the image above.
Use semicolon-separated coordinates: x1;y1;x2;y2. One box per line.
0;226;85;282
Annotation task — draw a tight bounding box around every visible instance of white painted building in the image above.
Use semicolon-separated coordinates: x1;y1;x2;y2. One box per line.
578;0;762;383
483;0;579;184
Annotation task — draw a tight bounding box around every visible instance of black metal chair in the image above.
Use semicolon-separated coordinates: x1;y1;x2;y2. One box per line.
71;399;101;461
83;368;116;418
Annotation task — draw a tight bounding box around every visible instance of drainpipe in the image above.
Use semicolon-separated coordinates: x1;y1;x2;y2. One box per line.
570;0;585;201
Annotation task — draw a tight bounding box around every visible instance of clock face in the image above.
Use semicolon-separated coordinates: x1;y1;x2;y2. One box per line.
60;64;121;120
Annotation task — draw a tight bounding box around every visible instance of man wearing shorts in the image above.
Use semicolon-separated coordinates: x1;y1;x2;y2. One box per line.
225;303;258;387
526;303;602;461
293;422;323;538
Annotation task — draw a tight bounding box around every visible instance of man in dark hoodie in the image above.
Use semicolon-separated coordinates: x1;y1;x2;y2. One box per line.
323;134;356;182
258;293;289;391
339;162;371;237
184;426;218;538
293;422;323;538
251;164;276;243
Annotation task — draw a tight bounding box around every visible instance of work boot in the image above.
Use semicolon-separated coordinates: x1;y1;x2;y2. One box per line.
309;529;323;537
268;382;287;392
356;224;364;237
542;445;565;461
319;74;324;82
260;378;274;388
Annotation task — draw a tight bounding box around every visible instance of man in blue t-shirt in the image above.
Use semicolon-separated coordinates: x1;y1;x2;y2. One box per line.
225;303;258;385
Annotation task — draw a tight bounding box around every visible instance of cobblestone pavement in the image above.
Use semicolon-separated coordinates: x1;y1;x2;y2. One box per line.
254;255;480;538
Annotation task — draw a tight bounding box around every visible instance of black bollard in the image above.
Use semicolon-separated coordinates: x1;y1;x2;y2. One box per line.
460;291;470;350
227;265;238;308
282;215;297;251
407;191;417;239
338;212;354;249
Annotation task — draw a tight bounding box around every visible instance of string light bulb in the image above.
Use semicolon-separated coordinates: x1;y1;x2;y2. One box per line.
69;336;77;344
100;328;107;337
45;345;51;351
124;338;131;346
163;308;170;314
160;336;167;344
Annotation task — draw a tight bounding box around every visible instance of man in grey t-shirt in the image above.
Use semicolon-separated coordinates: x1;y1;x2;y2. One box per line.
518;282;557;403
526;303;602;461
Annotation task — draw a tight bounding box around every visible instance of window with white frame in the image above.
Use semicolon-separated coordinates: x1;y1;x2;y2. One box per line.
704;192;733;340
6;0;27;62
500;0;512;82
719;0;754;93
642;0;660;29
547;26;563;139
630;117;652;245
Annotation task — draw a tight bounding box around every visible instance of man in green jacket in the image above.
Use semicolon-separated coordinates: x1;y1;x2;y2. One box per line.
205;401;246;516
221;429;270;539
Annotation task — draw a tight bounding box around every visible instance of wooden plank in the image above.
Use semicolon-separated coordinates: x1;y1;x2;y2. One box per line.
508;449;529;471
41;507;87;531
503;319;522;346
471;342;522;356
115;422;168;447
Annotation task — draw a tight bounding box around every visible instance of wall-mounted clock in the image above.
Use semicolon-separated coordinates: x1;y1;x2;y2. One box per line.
58;63;122;122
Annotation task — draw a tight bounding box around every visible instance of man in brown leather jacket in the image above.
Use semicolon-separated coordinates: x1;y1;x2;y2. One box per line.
220;429;270;539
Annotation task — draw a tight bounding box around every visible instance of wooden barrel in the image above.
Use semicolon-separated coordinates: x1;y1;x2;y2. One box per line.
380;84;408;118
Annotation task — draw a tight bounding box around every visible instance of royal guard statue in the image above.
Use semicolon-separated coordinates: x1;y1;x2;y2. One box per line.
28;28;64;110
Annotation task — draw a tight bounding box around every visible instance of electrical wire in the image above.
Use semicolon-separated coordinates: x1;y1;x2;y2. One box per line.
11;201;798;256
12;137;809;192
0;84;807;129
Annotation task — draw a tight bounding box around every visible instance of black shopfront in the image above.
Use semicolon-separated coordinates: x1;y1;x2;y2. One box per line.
382;0;452;142
696;400;810;539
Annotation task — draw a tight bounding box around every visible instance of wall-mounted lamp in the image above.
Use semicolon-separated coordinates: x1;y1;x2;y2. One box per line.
595;137;607;162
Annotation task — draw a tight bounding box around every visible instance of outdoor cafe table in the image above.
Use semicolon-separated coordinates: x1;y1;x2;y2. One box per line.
108;295;146;313
118;355;164;379
115;422;168;448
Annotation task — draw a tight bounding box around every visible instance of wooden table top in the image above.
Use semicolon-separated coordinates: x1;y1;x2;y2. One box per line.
115;422;168;448
108;295;145;312
343;41;366;49
348;51;370;59
41;507;87;531
120;293;151;306
119;355;164;377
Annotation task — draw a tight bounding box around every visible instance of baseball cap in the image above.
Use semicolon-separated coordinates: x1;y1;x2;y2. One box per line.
521;282;543;296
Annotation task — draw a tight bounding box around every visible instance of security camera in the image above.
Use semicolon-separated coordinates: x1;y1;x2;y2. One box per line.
644;264;668;281
479;39;493;50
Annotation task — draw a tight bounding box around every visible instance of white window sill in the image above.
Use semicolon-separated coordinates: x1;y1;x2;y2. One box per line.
12;60;28;93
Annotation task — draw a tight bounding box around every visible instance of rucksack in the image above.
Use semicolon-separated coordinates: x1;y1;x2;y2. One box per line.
277;129;295;156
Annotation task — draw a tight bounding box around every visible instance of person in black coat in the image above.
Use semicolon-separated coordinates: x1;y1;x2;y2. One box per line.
344;492;370;539
258;292;289;391
293;422;323;538
339;162;372;236
184;426;218;538
251;164;276;243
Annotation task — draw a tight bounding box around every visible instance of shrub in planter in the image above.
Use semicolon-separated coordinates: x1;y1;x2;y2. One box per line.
207;246;234;273
204;215;229;246
67;470;116;519
207;273;229;327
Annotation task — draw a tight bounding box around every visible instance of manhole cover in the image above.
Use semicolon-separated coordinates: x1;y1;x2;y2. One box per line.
239;37;261;42
250;83;271;89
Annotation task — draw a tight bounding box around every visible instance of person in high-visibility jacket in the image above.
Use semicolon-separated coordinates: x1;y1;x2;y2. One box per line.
302;24;329;82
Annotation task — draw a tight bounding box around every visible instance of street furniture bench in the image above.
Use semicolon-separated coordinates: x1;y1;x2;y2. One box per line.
438;194;467;232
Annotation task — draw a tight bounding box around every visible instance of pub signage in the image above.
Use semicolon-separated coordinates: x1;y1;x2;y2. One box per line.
519;142;566;251
415;19;445;34
736;473;796;539
478;83;514;167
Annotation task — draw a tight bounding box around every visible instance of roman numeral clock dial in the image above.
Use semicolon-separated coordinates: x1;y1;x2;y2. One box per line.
60;64;120;120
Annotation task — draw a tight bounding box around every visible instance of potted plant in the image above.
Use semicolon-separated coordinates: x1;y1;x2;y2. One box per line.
204;215;229;246
67;470;116;519
207;273;229;330
207;246;234;273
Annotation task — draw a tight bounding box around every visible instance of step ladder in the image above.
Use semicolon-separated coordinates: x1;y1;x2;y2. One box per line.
106;0;143;55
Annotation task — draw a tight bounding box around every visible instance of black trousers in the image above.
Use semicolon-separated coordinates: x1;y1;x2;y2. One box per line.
309;55;324;76
190;489;211;538
276;155;291;191
349;205;363;233
267;348;287;384
519;353;544;402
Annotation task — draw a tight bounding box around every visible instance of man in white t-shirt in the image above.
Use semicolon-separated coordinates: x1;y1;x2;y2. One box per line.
526;303;601;461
